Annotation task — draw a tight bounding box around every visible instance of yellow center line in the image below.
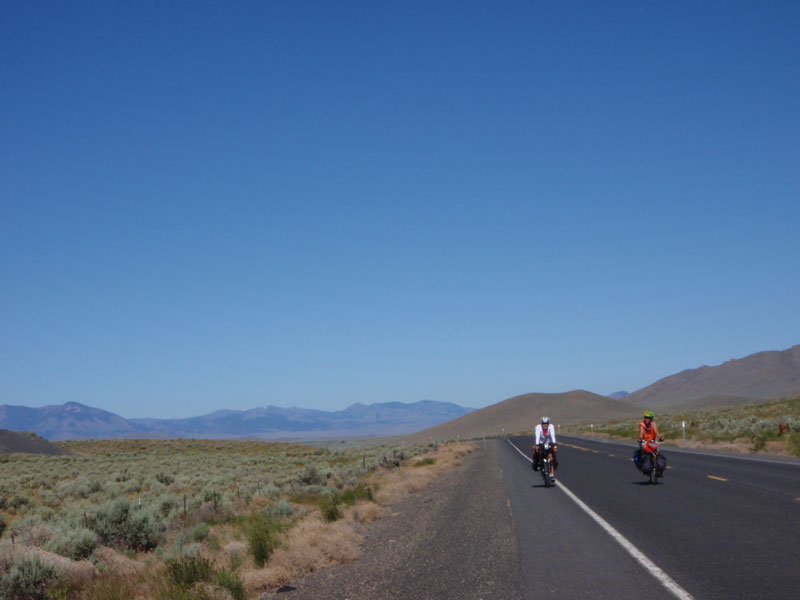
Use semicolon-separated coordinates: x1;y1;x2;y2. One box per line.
666;465;673;469
707;475;728;482
560;442;599;453
608;453;615;457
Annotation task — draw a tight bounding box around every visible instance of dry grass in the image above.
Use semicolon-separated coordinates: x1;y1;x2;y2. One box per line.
242;442;475;595
374;442;471;505
242;518;361;592
93;546;146;577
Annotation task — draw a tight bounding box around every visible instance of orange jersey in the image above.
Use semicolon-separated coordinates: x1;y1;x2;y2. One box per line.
639;420;659;441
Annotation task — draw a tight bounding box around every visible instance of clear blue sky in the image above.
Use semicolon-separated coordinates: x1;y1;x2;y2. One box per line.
2;2;798;418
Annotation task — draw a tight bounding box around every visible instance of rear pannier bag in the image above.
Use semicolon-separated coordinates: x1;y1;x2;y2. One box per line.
656;453;667;473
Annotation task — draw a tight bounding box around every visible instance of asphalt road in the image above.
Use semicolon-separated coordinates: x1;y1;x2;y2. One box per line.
505;434;800;600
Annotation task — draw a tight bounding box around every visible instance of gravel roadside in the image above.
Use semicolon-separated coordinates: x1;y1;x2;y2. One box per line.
261;439;524;600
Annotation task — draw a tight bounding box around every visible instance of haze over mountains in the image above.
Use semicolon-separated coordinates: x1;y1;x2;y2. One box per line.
2;344;798;442
0;400;473;441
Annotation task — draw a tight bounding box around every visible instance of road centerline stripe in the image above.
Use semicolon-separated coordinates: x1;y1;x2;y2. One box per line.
507;438;694;600
707;475;728;482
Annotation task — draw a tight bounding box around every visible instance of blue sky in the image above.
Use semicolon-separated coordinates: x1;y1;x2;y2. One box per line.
2;2;799;418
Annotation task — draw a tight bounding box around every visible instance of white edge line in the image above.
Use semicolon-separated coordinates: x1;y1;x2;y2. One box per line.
506;438;694;600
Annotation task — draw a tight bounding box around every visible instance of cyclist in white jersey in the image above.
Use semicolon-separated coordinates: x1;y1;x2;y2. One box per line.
532;416;557;478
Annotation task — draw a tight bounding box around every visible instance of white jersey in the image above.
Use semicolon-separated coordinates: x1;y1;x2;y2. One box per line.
535;424;556;445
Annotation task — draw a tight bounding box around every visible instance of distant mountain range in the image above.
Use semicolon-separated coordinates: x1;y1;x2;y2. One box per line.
0;400;474;441
3;344;798;443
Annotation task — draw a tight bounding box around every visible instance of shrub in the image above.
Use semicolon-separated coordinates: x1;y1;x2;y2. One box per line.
275;499;293;517
340;484;373;506
165;555;213;588
43;526;98;560
319;494;342;523
0;554;62;600
155;472;175;486
787;432;800;457
215;569;245;600
245;515;279;567
228;548;243;572
414;457;436;467
299;465;326;486
181;543;203;558
190;523;210;542
88;499;161;551
0;515;6;538
9;494;33;511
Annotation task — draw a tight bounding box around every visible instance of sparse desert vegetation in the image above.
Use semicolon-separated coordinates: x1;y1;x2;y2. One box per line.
0;437;473;599
562;396;800;456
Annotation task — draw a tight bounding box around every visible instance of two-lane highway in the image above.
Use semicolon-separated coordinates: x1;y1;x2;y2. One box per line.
504;435;800;599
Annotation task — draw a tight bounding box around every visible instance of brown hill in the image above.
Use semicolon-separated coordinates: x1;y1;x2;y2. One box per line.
409;390;639;441
0;430;72;455
626;345;800;409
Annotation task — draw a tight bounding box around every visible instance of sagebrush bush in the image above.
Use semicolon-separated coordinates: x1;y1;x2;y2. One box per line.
0;553;62;600
43;525;98;560
181;543;203;558
88;499;161;551
299;465;326;486
9;494;33;511
275;499;293;517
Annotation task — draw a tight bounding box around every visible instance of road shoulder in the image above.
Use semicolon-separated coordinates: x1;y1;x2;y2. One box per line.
261;439;524;600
